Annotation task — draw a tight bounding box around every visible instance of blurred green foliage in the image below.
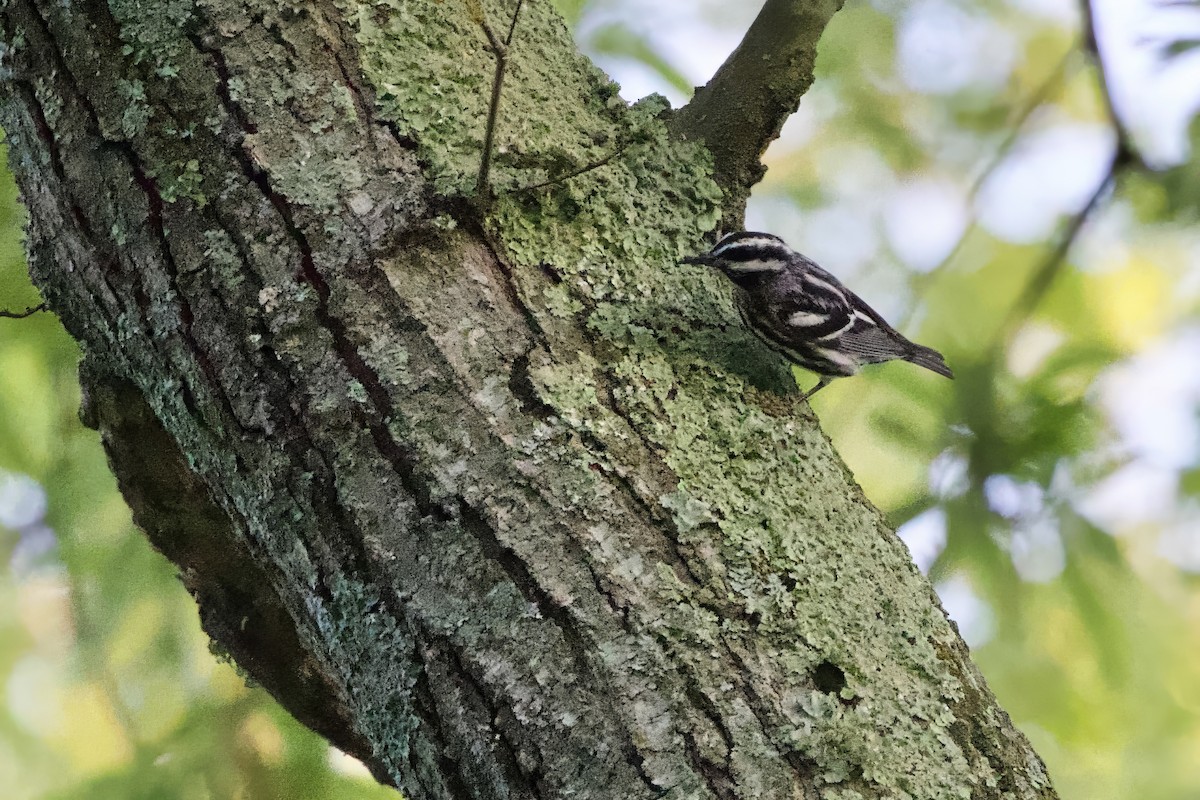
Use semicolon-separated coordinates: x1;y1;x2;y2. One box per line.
4;0;1200;798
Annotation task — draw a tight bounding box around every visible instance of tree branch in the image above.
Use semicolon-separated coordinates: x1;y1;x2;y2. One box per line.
1080;0;1142;168
513;140;633;193
895;49;1078;331
472;0;526;199
0;301;47;319
0;0;1060;795
670;0;847;224
987;1;1152;353
991;157;1118;352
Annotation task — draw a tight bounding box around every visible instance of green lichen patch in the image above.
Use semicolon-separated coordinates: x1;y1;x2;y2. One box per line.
345;0;635;198
339;0;1018;794
609;352;977;797
110;0;194;75
117;78;151;138
487;116;975;792
147;158;206;206
314;572;421;775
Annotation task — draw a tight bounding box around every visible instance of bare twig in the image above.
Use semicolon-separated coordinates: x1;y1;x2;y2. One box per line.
474;0;527;200
965;50;1078;202
980;2;1149;352
670;0;847;223
502;0;523;44
513;141;633;193
0;302;47;320
990;157;1118;353
895;49;1078;330
1080;0;1142;168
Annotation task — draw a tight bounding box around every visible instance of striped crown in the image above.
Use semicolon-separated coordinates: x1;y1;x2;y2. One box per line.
702;231;795;273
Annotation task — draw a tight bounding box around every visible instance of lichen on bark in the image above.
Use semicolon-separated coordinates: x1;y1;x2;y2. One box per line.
0;0;1057;797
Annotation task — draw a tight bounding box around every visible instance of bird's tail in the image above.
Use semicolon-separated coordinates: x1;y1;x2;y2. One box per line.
904;343;954;379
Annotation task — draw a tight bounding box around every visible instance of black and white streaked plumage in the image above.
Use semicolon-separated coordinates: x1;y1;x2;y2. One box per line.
682;231;953;400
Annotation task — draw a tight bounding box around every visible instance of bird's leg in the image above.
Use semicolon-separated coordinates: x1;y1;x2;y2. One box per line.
801;377;831;401
470;0;526;204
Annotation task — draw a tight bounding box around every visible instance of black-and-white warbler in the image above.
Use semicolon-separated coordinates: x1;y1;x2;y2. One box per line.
683;231;953;400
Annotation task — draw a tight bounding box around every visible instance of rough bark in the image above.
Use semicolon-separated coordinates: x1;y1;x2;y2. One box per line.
0;0;1057;798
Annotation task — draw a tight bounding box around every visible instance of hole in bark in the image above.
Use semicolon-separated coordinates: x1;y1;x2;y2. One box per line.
537;261;563;284
781;573;798;592
812;660;846;695
508;350;554;420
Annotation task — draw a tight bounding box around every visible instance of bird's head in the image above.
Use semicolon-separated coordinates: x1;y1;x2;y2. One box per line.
681;231;794;283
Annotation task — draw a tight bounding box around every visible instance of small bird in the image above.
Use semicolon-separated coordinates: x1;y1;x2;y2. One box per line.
682;231;953;400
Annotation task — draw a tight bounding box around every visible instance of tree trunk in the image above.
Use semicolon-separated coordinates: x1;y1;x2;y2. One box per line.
0;0;1057;797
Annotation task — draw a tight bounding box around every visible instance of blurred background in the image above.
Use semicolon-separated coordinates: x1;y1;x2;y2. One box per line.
4;0;1200;797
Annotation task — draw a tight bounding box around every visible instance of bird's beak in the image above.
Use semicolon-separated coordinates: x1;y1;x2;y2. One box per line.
681;254;713;266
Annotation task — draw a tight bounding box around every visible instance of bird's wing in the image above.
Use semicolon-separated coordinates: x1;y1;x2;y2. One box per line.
835;318;910;364
767;267;855;340
842;283;906;336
